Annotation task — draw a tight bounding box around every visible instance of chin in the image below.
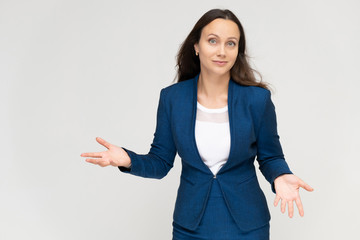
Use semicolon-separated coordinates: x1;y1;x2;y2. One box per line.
201;64;232;76
211;68;231;76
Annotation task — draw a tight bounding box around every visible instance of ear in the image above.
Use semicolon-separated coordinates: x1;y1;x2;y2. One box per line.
194;43;199;53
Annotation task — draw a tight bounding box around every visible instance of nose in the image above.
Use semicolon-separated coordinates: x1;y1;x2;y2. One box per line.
217;44;226;57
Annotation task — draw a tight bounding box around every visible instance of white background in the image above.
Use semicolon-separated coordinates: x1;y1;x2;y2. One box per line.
1;0;359;239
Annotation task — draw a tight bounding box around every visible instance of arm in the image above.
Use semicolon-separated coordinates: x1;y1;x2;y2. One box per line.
118;88;177;179
255;91;314;218
255;90;293;194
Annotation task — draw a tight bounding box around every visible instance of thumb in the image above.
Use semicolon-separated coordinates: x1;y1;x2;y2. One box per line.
299;179;314;192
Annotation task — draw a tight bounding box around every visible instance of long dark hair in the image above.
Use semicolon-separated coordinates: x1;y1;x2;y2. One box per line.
174;9;269;90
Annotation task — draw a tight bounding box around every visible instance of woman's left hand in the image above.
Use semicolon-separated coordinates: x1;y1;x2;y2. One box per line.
273;174;314;218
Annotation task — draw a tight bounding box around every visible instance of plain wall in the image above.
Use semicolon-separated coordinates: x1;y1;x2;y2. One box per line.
1;0;359;239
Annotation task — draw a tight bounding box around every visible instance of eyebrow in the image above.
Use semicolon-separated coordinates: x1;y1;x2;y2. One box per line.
207;33;239;41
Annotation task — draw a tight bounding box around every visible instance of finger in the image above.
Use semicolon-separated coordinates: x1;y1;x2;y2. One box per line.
85;158;101;164
274;195;281;207
98;160;110;167
96;137;111;149
281;199;286;214
299;179;314;192
86;158;109;167
81;152;103;158
295;197;304;217
288;200;294;218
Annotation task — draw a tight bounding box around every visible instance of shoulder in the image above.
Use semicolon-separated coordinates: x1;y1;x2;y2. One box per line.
159;77;196;100
233;81;270;96
162;78;194;92
233;82;271;105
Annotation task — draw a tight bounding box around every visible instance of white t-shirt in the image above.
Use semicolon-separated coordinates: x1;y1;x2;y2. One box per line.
195;101;230;175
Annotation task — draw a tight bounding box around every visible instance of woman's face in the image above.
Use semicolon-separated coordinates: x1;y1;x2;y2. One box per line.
194;18;240;77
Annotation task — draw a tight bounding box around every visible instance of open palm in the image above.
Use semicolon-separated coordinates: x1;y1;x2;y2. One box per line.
80;137;131;168
274;174;314;218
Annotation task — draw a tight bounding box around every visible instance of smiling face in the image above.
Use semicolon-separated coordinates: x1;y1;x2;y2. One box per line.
194;18;240;77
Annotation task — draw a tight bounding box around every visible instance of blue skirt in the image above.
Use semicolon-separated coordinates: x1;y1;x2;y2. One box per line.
172;179;270;240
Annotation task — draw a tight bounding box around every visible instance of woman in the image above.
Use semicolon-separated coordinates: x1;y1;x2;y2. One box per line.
80;8;314;240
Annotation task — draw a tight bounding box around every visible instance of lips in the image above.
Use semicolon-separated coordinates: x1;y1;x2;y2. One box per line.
213;60;228;66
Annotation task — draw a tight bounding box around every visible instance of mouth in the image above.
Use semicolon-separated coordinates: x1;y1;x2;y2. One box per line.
213;60;228;66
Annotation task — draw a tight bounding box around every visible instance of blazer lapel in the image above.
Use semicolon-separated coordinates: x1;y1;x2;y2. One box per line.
190;73;235;177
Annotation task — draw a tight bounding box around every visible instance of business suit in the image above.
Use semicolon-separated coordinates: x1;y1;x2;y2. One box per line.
119;73;292;234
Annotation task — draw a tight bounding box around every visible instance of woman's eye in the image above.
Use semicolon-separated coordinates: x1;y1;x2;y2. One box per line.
228;41;236;46
209;39;216;44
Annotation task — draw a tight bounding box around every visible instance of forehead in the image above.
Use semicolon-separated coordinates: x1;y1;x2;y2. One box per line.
201;18;240;39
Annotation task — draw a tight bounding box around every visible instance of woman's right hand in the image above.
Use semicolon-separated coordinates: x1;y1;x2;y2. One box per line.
80;137;131;168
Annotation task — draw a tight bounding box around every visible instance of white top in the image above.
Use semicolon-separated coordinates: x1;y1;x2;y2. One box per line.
195;101;230;175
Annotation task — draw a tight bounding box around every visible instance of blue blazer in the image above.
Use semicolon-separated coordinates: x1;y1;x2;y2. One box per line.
119;73;293;232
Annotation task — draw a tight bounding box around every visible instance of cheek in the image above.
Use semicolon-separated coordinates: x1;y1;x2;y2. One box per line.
230;52;238;63
229;54;238;68
231;49;238;59
201;46;215;57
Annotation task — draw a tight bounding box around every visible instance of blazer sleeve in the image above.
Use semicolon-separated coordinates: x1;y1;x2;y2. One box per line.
118;88;177;179
256;90;293;194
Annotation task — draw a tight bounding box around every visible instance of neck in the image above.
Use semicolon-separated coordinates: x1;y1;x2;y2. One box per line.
197;71;230;100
